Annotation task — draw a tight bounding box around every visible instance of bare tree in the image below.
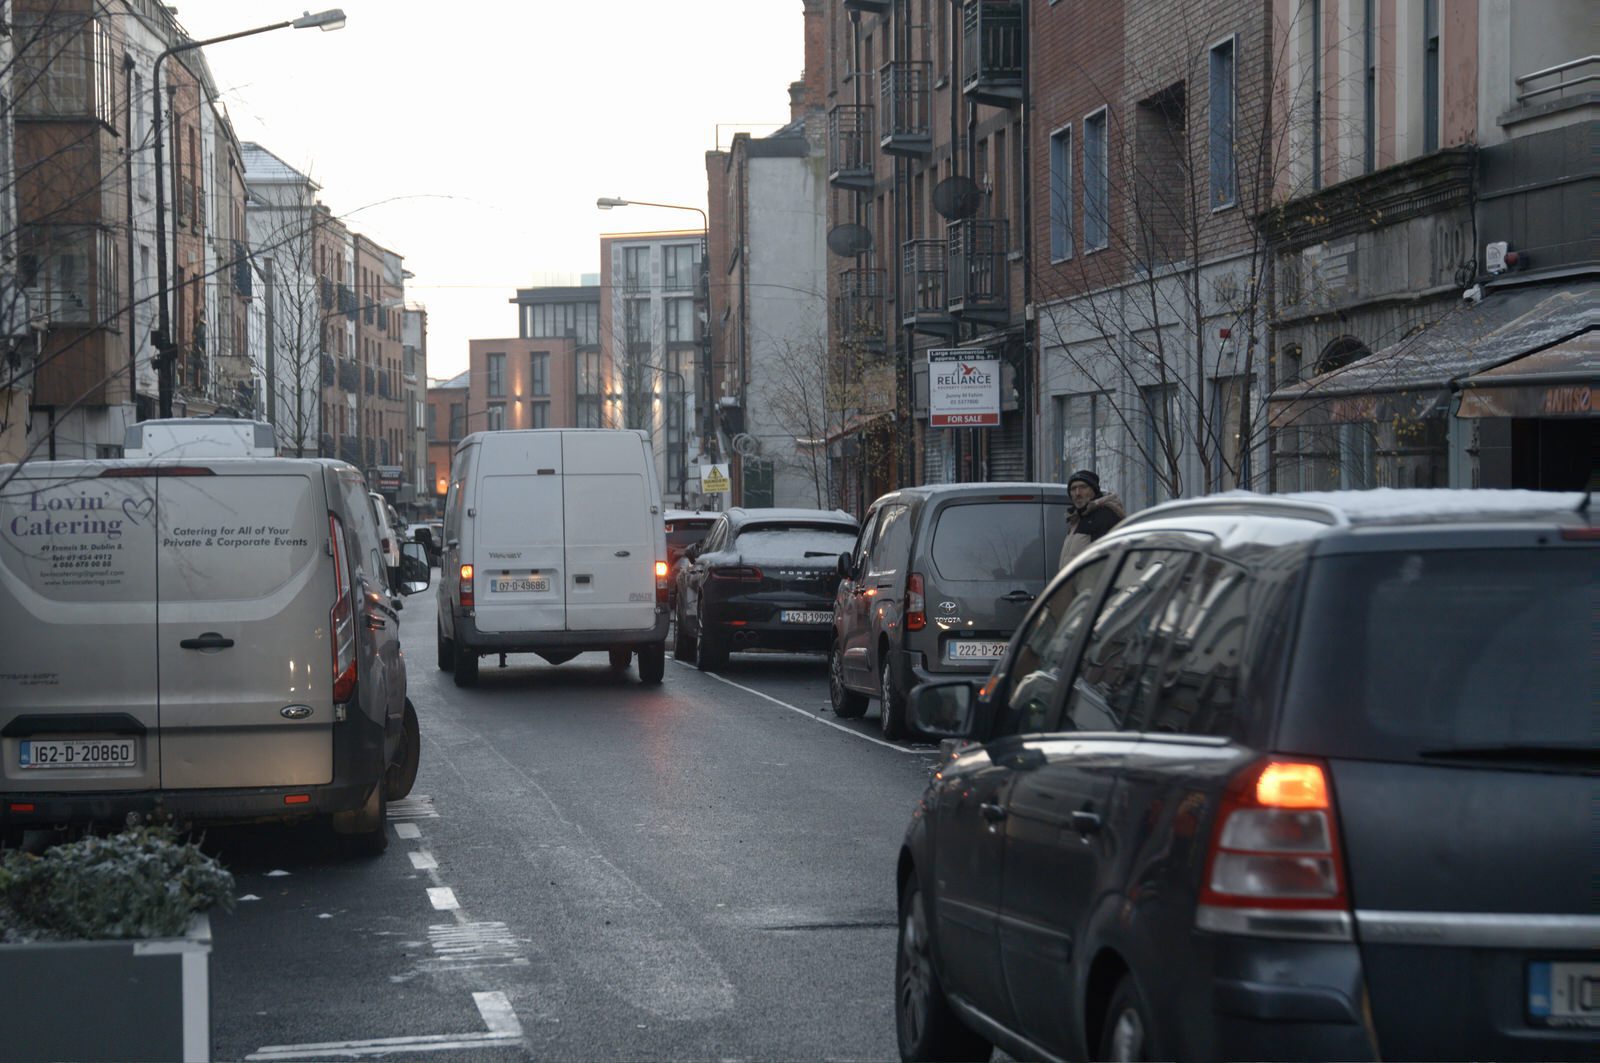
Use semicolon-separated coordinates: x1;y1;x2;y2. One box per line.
756;330;885;509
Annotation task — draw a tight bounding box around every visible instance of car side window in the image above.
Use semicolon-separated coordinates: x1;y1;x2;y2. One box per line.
702;518;728;554
865;504;910;581
851;508;882;576
995;556;1111;736
1141;557;1250;736
1063;549;1194;731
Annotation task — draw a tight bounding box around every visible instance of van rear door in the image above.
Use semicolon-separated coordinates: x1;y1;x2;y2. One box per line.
471;432;566;634
563;432;657;631
155;466;331;788
0;464;161;793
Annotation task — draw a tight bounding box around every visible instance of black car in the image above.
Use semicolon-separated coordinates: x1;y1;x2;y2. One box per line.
895;489;1595;1062
674;507;859;670
664;509;718;610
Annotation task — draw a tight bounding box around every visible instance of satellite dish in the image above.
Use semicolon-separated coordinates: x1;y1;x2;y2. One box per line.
732;433;762;457
933;176;983;220
826;223;874;257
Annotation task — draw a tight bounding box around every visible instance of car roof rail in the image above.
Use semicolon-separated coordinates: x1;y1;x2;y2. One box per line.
1117;494;1347;530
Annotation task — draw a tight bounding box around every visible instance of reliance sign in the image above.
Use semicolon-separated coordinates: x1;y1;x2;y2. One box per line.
928;349;1000;428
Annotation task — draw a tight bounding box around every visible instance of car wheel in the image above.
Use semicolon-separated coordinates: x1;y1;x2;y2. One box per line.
673;605;697;660
829;642;868;718
436;620;454;672
638;642;666;684
333;783;388;858
453;647;479;688
896;874;991;1062
879;654;908;739
696;612;728;672
384;699;421;801
609;647;632;670
1099;973;1161;1063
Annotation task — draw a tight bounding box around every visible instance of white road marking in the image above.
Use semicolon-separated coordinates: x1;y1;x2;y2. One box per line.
246;1031;520;1060
673;659;935;755
473;991;523;1036
426;887;458;911
393;822;422;840
265;869;290;877
409;850;438;871
422;921;529;972
388;794;439;820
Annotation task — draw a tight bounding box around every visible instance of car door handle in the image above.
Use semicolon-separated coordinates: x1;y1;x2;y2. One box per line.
179;633;234;650
364;614;387;630
1002;590;1036;603
980;802;1007;823
1071;810;1102;834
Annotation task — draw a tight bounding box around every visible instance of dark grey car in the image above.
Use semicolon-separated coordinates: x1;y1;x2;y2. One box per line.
895;489;1596;1062
829;483;1075;738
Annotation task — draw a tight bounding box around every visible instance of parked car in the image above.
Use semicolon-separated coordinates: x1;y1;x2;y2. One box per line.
368;491;402;597
0;456;431;855
437;429;670;686
664;509;718;609
674;507;859;670
894;489;1595;1062
830;483;1076;739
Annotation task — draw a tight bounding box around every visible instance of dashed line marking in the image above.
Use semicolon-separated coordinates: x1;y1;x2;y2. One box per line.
409;850;438;871
393;822;422;840
427;887;459;911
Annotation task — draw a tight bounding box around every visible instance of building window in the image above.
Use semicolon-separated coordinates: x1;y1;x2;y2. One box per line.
1141;384;1177;506
1054;391;1111;482
665;298;695;344
486;402;505;431
1423;0;1440;153
1209;37;1236;209
1049;125;1073;261
426;403;438;439
624;299;652;348
1309;0;1323;189
663;244;697;290
577;350;603;396
1083;109;1109;250
1134;84;1188;267
623;246;650;291
530;351;549;396
527;401;549;429
1363;0;1376;172
577;398;603;428
486;352;505;397
1211;375;1248;490
449;402;465;441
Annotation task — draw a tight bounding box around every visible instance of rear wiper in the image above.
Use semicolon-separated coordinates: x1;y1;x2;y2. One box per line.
1417;744;1598;768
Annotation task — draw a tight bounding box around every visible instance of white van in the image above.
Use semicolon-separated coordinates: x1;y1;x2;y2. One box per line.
123;416;277;459
0;456;428;853
436;429;670;686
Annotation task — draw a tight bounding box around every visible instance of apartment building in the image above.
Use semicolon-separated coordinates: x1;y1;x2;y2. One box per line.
823;0;1031;511
426;370;468;508
402;305;429;514
353;234;408;504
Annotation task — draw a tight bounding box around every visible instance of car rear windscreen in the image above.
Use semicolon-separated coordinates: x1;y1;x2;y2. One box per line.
667;521;714;549
733;525;857;558
930;502;1046;582
1281;548;1590;762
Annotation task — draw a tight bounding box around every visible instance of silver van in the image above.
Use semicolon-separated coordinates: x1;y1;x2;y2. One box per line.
436;429;670;686
0;457;428;854
830;483;1076;738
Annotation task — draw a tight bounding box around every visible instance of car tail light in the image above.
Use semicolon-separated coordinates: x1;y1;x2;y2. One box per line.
1196;758;1352;941
906;573;926;631
711;566;763;581
656;561;669;604
328;515;357;706
459;563;475;608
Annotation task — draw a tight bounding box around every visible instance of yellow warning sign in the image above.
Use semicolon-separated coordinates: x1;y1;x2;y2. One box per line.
700;464;730;494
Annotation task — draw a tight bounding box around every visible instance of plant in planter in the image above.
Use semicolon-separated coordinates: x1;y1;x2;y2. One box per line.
0;827;235;1061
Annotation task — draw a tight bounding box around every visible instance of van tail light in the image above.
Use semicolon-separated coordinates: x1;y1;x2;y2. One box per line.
906;573;926;631
655;561;670;604
1196;758;1352;941
711;566;763;581
459;564;475;608
328;515;358;706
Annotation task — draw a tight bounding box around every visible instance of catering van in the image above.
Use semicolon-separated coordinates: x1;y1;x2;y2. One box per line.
437;429;670;686
0;456;428;854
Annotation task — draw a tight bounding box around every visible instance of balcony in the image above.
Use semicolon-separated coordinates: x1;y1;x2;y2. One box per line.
321;353;335;388
837;268;887;352
339;436;360;466
962;1;1023;107
338;359;359;392
364;365;376;395
947;218;1010;324
880;61;933;156
378;372;391;399
828;104;875;191
902;240;954;335
842;0;889;11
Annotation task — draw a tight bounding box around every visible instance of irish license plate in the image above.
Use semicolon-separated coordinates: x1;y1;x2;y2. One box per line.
780;609;831;624
1529;961;1600;1028
20;738;137;769
946;640;1007;662
491;576;548;593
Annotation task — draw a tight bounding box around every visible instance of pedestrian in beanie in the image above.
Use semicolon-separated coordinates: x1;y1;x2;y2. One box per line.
1058;469;1125;571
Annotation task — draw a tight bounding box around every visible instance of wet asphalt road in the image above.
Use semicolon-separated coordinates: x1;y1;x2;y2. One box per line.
206;584;941;1061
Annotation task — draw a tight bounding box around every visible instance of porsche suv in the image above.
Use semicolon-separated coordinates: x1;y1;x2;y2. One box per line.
893;489;1596;1062
674;508;858;670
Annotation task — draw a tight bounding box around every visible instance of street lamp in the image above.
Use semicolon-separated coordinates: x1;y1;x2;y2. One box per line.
595;196;707;232
153;9;347;418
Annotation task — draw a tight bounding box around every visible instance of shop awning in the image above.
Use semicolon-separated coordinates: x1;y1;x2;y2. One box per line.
1456;330;1598;418
1269;281;1598;424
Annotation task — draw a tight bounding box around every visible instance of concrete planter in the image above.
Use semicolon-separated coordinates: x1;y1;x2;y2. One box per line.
0;913;211;1061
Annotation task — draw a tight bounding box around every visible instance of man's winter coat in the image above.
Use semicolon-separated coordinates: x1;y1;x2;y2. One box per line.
1057;492;1126;571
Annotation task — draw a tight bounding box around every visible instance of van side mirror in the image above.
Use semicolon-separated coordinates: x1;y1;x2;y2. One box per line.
909;680;978;738
837;551;854;579
398;542;431;595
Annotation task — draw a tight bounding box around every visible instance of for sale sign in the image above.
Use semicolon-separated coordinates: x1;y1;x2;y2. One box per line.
929;349;1000;427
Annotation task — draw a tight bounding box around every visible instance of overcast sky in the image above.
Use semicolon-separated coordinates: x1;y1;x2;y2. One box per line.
175;1;805;380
